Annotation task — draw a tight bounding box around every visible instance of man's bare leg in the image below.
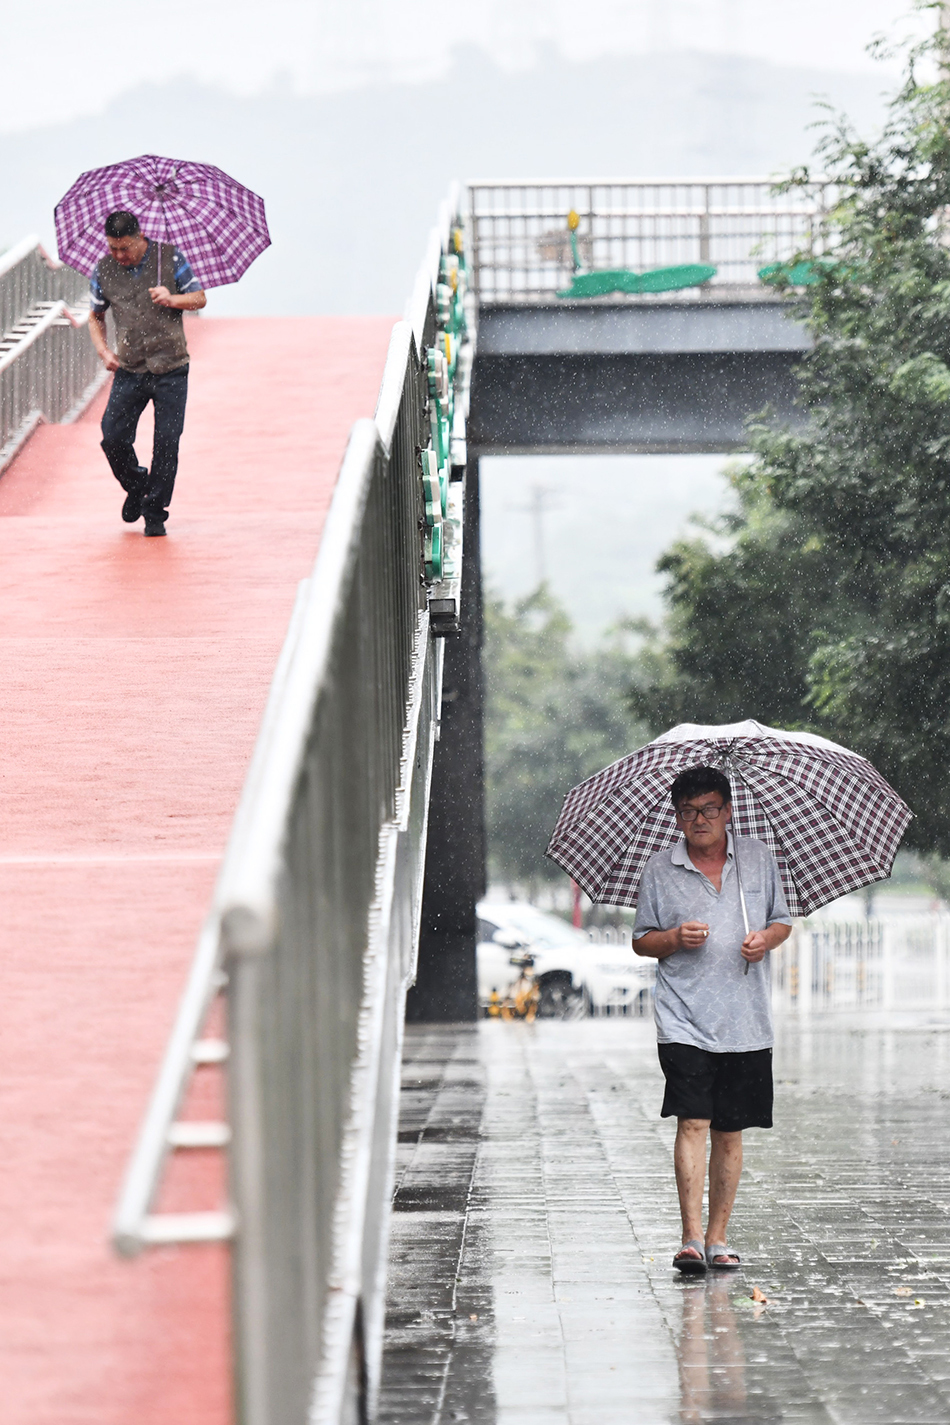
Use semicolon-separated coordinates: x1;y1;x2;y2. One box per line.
674;1117;710;1249
706;1128;743;1251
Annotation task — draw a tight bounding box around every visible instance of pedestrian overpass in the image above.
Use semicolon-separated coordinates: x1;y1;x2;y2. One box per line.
0;178;823;1425
468;179;814;455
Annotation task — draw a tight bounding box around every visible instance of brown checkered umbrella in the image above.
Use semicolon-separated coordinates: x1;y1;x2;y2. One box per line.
545;719;912;917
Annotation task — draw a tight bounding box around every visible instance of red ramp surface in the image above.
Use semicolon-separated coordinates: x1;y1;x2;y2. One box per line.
0;315;394;1425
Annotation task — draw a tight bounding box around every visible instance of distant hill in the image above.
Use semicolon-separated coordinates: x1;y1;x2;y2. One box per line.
0;46;895;315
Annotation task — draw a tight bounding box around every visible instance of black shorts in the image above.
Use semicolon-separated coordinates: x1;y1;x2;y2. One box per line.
657;1042;773;1132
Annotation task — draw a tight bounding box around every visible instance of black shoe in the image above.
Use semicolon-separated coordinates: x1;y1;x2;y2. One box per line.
121;491;143;523
121;469;147;523
143;520;166;537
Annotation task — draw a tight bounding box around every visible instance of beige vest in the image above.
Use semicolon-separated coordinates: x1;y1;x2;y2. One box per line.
96;241;190;375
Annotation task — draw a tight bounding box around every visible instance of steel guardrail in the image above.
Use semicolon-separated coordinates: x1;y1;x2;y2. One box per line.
468;176;834;303
111;191;474;1425
773;915;950;1014
0;236;106;471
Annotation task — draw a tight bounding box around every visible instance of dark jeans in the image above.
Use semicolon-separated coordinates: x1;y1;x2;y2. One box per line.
101;364;189;524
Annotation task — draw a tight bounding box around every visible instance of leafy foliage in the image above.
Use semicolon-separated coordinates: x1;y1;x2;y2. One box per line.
628;471;842;731
484;586;648;888
633;16;950;854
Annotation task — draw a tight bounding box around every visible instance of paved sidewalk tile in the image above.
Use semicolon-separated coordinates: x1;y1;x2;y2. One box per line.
379;1013;950;1424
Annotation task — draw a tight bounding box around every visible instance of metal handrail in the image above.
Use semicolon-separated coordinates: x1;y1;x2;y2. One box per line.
468;176;835;303
111;577;311;1256
0;299;87;372
111;211;457;1242
0;236;106;471
0;234;49;278
0;235;90;336
773;914;950;1013
111;192;473;1425
467;173;827;186
214;411;423;951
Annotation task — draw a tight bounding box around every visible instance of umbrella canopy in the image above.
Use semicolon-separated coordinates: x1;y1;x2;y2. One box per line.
546;719;913;918
54;154;270;288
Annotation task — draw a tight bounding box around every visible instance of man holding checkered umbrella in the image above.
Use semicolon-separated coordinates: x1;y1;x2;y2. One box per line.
55;155;270;536
547;720;912;1276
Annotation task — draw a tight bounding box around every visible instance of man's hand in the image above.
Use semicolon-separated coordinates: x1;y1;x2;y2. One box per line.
88;311;121;370
741;921;792;963
634;922;710;959
741;930;769;964
148;286;207;311
677;920;711;949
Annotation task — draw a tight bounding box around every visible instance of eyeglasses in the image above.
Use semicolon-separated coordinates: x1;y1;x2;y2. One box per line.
678;802;726;823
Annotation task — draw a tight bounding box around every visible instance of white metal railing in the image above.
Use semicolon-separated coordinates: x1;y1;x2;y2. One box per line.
585;914;950;1015
586;926;632;945
0;235;106;470
469;177;834;303
772;915;950;1013
111;190;474;1425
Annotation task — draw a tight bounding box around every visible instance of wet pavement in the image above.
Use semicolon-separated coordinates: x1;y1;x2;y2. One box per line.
379;1013;950;1425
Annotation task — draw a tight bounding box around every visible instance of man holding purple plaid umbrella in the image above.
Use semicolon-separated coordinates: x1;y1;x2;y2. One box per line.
88;210;206;536
56;153;270;536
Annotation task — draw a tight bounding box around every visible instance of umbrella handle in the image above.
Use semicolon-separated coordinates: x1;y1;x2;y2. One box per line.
734;835;752;975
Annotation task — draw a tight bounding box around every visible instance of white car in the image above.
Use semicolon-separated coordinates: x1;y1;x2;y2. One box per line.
476;899;655;1018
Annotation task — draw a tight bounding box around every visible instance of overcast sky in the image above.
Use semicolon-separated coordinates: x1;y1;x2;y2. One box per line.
0;0;930;134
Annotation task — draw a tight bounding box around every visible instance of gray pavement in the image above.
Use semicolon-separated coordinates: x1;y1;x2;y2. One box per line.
379;1013;950;1425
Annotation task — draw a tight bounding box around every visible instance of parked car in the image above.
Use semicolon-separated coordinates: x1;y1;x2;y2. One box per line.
476;899;655;1018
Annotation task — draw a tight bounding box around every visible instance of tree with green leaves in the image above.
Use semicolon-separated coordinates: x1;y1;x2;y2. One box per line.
633;13;950;854
484;586;648;889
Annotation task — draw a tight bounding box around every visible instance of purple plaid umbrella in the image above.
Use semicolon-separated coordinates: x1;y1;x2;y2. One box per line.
546;719;912;919
54;154;270;289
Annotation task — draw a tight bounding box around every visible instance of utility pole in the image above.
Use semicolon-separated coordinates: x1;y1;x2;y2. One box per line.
513;482;563;588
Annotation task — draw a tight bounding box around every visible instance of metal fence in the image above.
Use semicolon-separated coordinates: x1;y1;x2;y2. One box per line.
0;235;105;469
111;191;474;1425
772;916;950;1014
469;178;834;303
585;926;632;945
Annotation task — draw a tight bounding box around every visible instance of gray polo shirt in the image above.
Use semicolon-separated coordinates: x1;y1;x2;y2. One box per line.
633;832;792;1053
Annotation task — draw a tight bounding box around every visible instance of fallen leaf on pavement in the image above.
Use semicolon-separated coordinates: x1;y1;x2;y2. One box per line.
751;1286;769;1304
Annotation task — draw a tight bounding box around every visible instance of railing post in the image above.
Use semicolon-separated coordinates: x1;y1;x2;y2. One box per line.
227;951;271;1425
939;914;950;1010
699;184;711;266
881;920;895;1013
797;926;813;1015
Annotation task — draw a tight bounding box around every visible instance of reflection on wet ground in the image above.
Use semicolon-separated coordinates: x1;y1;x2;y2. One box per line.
379;1014;950;1424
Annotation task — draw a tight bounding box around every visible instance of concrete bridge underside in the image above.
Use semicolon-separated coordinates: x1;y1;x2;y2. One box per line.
469;298;810;453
